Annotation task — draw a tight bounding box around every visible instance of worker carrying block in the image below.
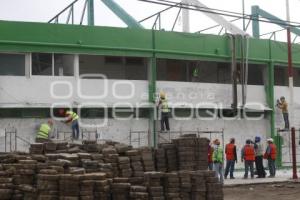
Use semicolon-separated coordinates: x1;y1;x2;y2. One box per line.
59;109;80;140
36;119;53;143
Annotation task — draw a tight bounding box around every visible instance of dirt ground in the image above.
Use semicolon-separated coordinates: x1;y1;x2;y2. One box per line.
224;182;300;200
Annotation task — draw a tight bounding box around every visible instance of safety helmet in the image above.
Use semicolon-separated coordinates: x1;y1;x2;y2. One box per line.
160;91;166;99
255;136;261;143
267;138;274;143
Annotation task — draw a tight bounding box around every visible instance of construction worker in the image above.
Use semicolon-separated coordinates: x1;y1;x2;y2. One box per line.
36;119;53;143
264;138;277;178
207;139;214;170
276;96;289;130
157;91;170;132
224;138;237;179
212;139;224;183
241;139;255;179
254;136;266;178
191;67;199;82
60;109;80;140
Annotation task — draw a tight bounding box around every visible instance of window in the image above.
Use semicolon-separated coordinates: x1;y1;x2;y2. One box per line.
79;55;147;80
0;108;50;118
54;54;74;76
0;53;25;76
32;53;74;76
274;66;288;86
247;64;266;85
32;53;52;75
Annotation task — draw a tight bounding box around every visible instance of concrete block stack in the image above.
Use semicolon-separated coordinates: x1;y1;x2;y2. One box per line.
118;157;132;178
29;143;44;154
173;136;197;171
205;171;223;200
155;148;167;172
44;142;57;154
191;171;207;200
144;172;165;200
82;140;98;153
160;144;178;172
130;185;149;200
94;179;110;200
195;138;209;170
36;170;59;200
79;174;103;200
178;171;192;200
140;147;155;172
55;141;68;153
111;178;131;200
102;147;119;177
59;174;80;199
163;172;181;200
126;150;144;185
0;165;13;200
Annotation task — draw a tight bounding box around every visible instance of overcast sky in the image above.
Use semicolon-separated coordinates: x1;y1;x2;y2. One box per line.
0;0;300;41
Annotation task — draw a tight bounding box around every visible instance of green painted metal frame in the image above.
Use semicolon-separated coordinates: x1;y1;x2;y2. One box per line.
100;0;144;29
1;20;300;148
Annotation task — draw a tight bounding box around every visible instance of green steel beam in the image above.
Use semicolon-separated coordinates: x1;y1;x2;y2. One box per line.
100;0;143;29
251;6;260;38
253;5;300;38
87;0;95;26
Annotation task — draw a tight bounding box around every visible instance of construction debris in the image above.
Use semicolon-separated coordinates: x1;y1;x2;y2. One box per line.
0;134;223;200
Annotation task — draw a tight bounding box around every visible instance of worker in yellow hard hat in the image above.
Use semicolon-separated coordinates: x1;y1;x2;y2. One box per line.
157;91;170;132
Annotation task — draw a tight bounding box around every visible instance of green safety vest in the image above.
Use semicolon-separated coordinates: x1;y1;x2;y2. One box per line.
37;123;51;139
161;99;169;113
213;146;223;163
66;111;79;121
193;68;199;77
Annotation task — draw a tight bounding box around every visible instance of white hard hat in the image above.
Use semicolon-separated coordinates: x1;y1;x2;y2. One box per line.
267;138;274;143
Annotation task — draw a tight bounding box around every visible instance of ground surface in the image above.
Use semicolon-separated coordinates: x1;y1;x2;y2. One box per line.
224;182;300;200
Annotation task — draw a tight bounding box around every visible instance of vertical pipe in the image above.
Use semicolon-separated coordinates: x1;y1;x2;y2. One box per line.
182;1;190;32
251;6;260;38
15;129;17;152
87;0;94;26
291;127;298;179
242;0;246;31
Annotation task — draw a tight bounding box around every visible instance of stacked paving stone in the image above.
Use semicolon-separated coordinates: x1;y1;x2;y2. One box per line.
118;157;132;178
29;143;44;154
0;164;13;200
140;147;155;172
37;169;59;200
102;147;119;177
144;172;165;200
178;171;192;200
130;185;149;200
205;171;223;200
191;171;207;200
160;144;178;172
155;147;167;172
164;172;181;200
126;150;145;185
94;179;111;200
111;177;131;200
0;137;222;200
59;174;80;199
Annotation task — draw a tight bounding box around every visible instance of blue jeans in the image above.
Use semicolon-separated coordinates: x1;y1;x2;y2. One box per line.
208;163;213;171
213;162;224;184
224;160;235;178
72;120;79;139
283;113;289;129
244;160;254;178
268;159;276;177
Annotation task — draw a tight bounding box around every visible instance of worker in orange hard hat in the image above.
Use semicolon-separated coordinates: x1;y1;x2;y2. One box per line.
157;91;170;132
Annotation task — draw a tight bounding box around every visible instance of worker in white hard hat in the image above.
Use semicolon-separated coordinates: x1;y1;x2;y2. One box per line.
264;138;277;178
157;91;170;132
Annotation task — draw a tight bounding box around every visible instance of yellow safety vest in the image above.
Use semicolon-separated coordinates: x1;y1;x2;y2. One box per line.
37;123;51;139
161;99;169;113
66;111;79;121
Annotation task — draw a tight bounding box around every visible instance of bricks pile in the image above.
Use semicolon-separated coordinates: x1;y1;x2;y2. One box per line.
144;172;165;200
0;136;223;200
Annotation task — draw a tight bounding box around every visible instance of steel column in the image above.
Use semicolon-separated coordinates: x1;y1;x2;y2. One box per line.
87;0;95;26
251;6;260;38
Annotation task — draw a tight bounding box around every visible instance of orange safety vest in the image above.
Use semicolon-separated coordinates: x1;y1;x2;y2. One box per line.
225;143;235;161
269;143;277;160
244;145;255;161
